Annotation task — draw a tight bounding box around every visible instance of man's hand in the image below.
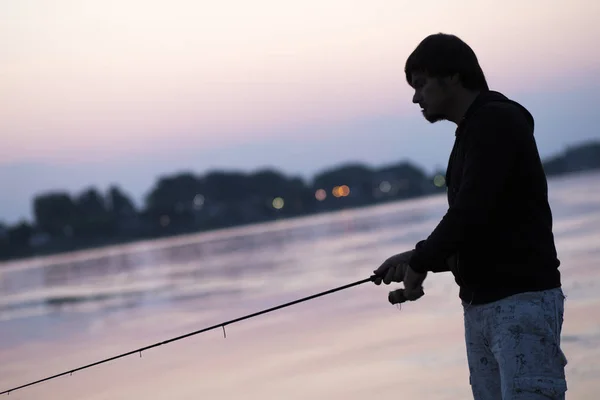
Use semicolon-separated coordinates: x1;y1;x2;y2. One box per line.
373;250;428;305
387;267;427;304
403;265;427;299
372;250;414;285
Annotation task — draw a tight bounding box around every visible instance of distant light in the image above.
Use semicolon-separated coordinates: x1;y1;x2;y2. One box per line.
338;185;350;197
193;194;205;209
332;186;350;198
315;189;327;201
160;215;170;227
379;181;391;193
433;175;446;188
272;197;284;209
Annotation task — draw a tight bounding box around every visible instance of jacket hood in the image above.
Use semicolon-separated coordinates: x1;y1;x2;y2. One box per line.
458;90;534;134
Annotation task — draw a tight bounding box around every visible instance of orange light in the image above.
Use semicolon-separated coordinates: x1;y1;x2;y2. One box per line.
339;185;350;197
332;185;350;198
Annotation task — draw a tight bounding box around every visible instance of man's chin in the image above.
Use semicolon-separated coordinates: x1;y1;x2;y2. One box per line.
422;110;445;123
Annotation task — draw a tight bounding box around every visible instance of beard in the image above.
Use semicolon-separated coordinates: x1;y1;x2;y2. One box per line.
422;108;446;123
421;92;453;123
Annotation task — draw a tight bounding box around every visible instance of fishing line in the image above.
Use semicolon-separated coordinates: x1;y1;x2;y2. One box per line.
1;274;381;396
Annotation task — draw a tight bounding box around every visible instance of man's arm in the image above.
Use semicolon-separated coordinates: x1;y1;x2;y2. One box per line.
409;105;524;273
412;239;450;273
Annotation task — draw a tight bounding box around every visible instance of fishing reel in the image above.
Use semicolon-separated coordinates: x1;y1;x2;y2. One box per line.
388;287;425;305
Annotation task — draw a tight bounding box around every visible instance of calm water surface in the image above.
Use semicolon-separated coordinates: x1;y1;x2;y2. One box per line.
1;170;599;399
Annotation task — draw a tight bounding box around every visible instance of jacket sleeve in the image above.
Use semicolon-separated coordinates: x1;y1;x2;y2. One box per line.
412;239;451;272
409;105;524;273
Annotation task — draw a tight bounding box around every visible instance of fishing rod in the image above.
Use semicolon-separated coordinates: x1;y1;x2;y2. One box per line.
2;273;399;396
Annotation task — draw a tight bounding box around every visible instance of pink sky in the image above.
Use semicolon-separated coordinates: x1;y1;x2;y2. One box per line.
2;0;599;162
1;0;600;223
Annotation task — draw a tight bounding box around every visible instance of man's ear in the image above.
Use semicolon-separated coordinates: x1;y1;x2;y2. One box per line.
448;73;461;86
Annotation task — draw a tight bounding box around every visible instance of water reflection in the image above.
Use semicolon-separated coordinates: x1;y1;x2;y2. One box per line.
0;193;444;324
0;172;599;399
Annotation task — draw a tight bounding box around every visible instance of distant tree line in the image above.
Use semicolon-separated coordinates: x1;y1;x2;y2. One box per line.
1;140;599;262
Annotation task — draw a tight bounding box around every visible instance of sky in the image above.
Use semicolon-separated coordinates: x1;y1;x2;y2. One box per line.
1;0;600;224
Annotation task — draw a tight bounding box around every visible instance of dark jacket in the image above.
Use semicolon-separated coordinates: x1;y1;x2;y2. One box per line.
409;90;562;304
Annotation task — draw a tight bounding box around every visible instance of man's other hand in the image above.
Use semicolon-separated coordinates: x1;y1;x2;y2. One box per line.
373;250;414;285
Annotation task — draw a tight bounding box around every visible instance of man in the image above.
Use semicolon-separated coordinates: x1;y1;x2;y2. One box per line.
373;33;568;399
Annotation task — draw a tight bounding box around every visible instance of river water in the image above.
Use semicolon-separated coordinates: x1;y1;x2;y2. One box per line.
1;170;599;399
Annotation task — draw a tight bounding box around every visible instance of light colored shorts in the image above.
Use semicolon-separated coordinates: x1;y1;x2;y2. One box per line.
462;288;568;399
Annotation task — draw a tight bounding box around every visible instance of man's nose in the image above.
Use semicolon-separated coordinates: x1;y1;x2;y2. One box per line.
412;90;421;104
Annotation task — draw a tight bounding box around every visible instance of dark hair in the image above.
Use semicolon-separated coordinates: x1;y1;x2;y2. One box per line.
405;33;489;91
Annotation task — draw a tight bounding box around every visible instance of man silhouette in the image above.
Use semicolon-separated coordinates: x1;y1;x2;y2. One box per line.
373;33;568;400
